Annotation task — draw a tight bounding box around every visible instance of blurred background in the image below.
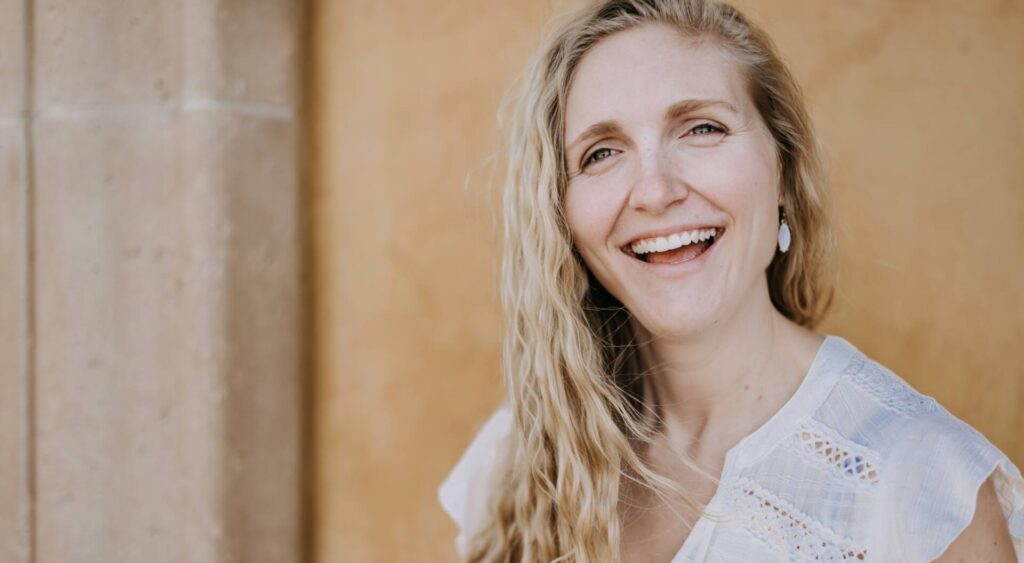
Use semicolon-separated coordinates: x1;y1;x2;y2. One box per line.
1;0;1021;562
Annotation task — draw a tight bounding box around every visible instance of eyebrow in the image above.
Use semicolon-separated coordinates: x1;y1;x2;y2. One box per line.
565;98;739;153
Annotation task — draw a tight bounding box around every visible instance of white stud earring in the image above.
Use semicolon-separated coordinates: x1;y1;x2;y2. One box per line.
778;207;791;253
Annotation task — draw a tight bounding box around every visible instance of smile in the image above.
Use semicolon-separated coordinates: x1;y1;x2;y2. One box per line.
622;227;724;265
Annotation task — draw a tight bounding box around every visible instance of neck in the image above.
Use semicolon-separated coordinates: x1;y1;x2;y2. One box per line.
633;279;822;460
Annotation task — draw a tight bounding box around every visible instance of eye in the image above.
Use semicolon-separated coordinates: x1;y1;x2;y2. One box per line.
688;122;726;136
582;147;618;168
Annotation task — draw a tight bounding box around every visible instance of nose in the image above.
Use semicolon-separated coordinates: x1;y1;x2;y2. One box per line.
627;150;689;215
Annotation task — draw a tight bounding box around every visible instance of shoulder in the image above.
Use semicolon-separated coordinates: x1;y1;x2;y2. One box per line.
933;473;1018;561
824;342;1024;561
437;405;514;558
886;404;1024;561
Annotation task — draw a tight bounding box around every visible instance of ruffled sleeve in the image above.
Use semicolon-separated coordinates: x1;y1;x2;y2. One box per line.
888;405;1024;561
438;405;514;559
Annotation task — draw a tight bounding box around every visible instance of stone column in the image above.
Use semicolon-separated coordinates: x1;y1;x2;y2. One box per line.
1;1;305;561
0;0;32;560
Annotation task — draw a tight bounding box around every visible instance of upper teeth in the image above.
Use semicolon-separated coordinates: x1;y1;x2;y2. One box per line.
630;228;718;255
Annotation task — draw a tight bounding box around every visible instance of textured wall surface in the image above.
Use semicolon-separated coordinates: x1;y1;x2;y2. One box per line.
0;0;30;559
311;1;1023;561
733;0;1024;472
1;1;305;561
309;1;543;560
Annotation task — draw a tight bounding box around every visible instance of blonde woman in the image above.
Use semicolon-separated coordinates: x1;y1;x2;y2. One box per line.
439;1;1024;561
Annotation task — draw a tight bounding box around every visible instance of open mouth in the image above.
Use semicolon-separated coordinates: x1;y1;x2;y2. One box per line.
623;227;724;265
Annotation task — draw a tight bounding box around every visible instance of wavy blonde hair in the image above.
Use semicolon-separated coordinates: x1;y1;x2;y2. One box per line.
466;0;836;560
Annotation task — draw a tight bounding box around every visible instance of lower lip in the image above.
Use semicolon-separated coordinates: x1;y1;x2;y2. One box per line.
627;231;724;276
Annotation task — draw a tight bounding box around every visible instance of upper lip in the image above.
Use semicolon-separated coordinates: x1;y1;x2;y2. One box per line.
621;223;725;249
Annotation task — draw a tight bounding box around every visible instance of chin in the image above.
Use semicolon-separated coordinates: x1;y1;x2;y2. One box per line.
631;303;718;340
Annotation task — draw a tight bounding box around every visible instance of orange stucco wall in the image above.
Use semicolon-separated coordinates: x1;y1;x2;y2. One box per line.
310;2;1024;560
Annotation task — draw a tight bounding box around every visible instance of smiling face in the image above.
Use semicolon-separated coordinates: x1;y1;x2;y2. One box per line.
563;23;782;339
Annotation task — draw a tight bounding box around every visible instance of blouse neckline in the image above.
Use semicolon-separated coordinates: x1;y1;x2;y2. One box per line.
671;334;859;561
723;334;857;468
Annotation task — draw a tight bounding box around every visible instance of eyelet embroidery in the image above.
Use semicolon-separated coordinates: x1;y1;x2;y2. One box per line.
728;477;868;561
791;419;880;486
844;355;937;417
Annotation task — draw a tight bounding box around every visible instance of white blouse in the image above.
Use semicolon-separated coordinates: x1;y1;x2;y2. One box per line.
438;335;1024;561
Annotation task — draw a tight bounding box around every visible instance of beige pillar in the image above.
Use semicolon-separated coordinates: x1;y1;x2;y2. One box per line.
0;0;31;560
2;1;305;561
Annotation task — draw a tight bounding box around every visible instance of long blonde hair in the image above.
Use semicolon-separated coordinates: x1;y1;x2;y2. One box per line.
468;1;836;560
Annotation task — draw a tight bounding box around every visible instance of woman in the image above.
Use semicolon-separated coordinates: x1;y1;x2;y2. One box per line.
439;0;1024;561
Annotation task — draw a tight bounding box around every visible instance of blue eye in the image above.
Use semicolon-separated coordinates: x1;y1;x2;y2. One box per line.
690;123;725;136
583;147;616;168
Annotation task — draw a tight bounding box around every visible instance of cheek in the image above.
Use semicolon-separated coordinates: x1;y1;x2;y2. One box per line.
724;150;782;266
705;144;775;196
736;148;782;234
563;184;620;251
563;184;628;296
694;140;779;223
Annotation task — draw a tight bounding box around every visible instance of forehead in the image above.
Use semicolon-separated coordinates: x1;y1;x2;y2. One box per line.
564;23;753;140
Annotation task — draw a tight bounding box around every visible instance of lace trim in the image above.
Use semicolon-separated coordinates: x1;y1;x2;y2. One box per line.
791;419;881;486
844;355;937;417
727;477;868;562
